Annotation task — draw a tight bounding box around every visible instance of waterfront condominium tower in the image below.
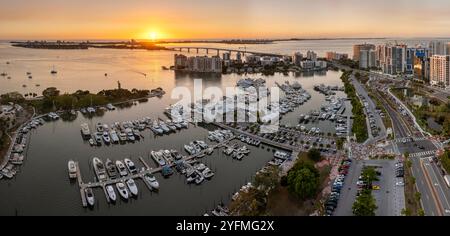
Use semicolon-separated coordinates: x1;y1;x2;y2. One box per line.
376;44;407;75
353;43;375;61
430;55;450;88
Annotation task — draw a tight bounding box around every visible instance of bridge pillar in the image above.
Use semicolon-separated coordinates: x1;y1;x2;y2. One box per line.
179;48;182;52
196;48;199;54
217;49;220;56
188;48;190;53
206;49;209;54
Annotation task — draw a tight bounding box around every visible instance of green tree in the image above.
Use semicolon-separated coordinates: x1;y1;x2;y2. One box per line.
287;160;320;199
352;191;377;216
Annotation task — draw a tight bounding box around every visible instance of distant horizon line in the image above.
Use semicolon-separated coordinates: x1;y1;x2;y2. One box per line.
4;36;450;42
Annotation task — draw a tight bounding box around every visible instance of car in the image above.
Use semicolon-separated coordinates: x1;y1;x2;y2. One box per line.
396;181;404;186
372;185;381;190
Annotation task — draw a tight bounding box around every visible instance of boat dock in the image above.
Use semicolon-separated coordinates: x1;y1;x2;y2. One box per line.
74;137;235;207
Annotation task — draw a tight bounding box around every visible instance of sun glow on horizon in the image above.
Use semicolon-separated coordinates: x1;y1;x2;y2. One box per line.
149;32;157;41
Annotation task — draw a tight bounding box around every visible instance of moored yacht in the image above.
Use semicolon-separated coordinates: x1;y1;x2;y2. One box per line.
105;159;118;179
93;157;108;181
110;130;119;143
144;173;160;190
102;131;111;144
80;123;91;140
68;160;77;179
124;158;137;174
106;185;117;202
85;188;95;206
126;179;138;196
115;160;128;176
151;151;166;166
116;182;129;199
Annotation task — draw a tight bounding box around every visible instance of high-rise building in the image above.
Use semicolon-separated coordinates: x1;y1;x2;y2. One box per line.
413;47;430;80
306;51;317;61
236;52;242;63
430;55;450;88
359;49;376;69
429;41;448;56
376;44;407;75
175;55;222;73
222;52;231;61
325;52;348;61
293;52;303;66
353;43;375;61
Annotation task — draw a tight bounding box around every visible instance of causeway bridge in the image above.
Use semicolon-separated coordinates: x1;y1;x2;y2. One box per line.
168;46;285;58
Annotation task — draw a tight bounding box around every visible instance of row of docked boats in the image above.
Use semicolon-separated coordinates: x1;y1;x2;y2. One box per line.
275;81;311;115
151;149;184;167
208;129;234;143
184;140;210;157
238;134;261;146
223;143;250;160
175;160;215;185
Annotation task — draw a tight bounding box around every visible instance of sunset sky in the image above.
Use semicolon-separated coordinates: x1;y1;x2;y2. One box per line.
1;0;450;40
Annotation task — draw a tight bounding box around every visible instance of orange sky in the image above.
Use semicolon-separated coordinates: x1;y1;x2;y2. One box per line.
1;0;450;40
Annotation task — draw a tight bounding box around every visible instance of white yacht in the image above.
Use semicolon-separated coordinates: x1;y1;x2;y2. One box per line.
119;132;127;142
102;131;111;144
144;173;160;190
110;130;120;143
115;160;128;176
151;151;166;166
159;121;170;133
124;158;137;174
126;179;138;196
85;188;95;206
80;123;91;139
93;157;107;181
68;160;77;179
202;168;214;179
116;182;129;199
126;128;135;141
106;185;117;202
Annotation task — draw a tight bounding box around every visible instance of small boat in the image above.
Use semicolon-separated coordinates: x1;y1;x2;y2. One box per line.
194;163;206;171
115;160;128;176
202;168;215;179
106;185;117;202
68;160;77;179
85;188;95;206
110;130;120;143
144;173;160;190
116;182;129;199
195;171;204;185
119;132;127;142
184;144;196;155
102;131;111;144
93;157;108;181
105;159;118;179
151;151;166;166
94;132;102;145
124;158;138;174
170;149;183;160
50;66;57;74
126;179;138;196
205;148;214;155
126;128;135;142
88;138;95;146
159;121;170;133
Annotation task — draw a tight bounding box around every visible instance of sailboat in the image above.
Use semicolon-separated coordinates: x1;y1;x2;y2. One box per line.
51;65;57;74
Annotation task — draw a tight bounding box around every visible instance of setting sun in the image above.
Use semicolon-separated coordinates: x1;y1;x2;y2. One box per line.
149;32;157;41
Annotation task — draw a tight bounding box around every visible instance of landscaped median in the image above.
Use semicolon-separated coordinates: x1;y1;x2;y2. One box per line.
340;70;368;143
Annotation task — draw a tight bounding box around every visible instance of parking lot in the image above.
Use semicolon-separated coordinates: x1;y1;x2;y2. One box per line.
333;159;405;216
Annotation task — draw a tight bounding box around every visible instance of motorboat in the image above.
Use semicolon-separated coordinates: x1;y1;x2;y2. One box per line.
96;123;104;132
110;130;120;143
105;159;118;179
151;151;166;166
85;188;95;206
68;160;77;179
159;121;170;133
195;171;204;185
94;132;102;145
151;121;164;135
194;163;206;171
119;132;127;142
205;148;214;155
80;123;91;140
89;138;95;146
115;160;128;176
162;150;174;164
166;120;177;131
106;185;117;202
92;157;107;181
102;131;111;144
202;168;214;179
132;129;141;139
116;182;129;199
126;179;138;196
144;173;160;190
124;158;138;174
171;149;183;160
184;144;196;155
126;129;135;142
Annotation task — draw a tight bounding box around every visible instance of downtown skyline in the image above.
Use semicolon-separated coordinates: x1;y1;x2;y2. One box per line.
2;0;450;40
